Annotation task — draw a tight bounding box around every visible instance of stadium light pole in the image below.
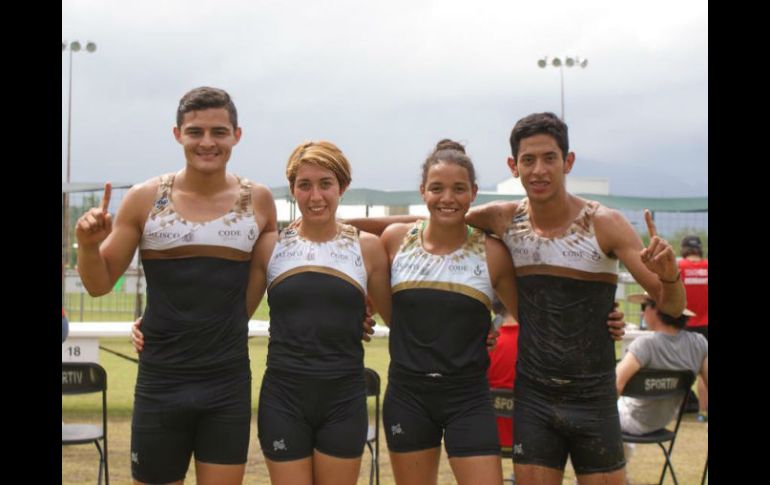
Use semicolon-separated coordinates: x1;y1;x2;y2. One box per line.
62;40;97;268
537;56;588;122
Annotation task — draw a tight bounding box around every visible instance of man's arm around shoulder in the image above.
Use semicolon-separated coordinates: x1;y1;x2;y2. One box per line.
465;200;519;237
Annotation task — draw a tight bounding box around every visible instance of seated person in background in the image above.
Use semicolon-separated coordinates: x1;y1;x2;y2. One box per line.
486;297;519;449
615;292;708;461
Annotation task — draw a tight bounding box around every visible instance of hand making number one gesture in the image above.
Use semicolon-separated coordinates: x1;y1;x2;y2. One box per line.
639;209;679;283
75;182;113;248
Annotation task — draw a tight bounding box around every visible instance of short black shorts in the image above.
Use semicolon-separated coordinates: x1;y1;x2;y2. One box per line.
512;375;625;475
131;368;251;484
257;368;367;461
383;371;499;458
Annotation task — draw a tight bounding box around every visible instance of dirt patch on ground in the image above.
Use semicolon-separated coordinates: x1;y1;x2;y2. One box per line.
63;414;707;484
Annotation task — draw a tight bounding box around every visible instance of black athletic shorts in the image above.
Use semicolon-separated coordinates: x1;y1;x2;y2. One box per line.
512;374;625;475
131;367;251;484
257;368;367;461
383;370;500;457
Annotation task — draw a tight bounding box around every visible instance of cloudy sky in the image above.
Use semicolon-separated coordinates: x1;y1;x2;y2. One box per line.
62;0;707;197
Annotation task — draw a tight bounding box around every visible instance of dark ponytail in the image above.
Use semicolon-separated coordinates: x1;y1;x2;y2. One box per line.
421;139;476;185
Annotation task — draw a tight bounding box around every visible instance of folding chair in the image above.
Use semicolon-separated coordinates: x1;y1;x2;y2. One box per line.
62;362;109;485
364;368;381;485
490;387;515;484
621;368;695;485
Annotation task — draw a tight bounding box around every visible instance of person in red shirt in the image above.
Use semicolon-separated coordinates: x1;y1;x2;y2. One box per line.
678;234;708;421
487;297;519;449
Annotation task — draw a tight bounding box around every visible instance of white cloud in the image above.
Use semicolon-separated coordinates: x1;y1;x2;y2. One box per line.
63;0;707;196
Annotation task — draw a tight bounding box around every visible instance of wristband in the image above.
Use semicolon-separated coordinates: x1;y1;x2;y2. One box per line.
659;272;680;284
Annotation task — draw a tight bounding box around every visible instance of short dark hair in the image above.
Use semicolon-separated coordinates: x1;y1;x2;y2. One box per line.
176;86;238;129
656;309;689;330
421;138;477;186
680;235;703;257
509;112;569;161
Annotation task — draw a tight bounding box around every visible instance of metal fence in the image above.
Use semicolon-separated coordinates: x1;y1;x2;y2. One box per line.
64;267;145;321
64;268;654;325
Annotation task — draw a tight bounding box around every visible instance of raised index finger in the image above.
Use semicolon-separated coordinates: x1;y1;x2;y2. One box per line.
643;209;657;238
100;182;112;212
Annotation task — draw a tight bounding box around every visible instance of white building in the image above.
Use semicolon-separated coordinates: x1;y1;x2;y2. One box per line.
272;176;611;220
496;176;610;195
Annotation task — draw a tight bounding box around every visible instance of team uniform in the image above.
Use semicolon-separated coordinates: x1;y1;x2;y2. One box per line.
383;222;500;457
679;258;708;339
132;173;258;483
502;199;625;474
258;223;369;461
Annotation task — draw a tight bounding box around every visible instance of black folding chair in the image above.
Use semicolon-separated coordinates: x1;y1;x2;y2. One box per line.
490;387;515;484
621;368;695;485
364;368;381;485
62;362;109;485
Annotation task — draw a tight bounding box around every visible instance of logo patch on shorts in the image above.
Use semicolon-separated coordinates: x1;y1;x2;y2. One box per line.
273;438;287;451
513;443;523;456
131;451;139;464
391;423;404;436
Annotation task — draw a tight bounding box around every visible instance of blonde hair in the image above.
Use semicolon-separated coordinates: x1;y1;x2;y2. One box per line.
286;141;352;191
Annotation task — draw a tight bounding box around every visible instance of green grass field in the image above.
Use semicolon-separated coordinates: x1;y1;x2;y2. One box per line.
62;336;707;485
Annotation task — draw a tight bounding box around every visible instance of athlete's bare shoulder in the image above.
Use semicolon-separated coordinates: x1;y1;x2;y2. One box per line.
242;179;277;231
358;230;388;259
248;181;274;198
593;203;627;234
380;222;413;256
128;174;166;197
107;175;169;231
592;202;637;257
466;200;520;236
484;233;510;256
358;229;381;244
381;222;413;241
120;175;167;211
